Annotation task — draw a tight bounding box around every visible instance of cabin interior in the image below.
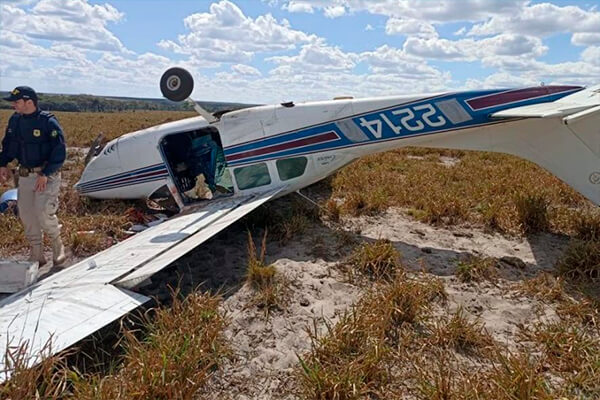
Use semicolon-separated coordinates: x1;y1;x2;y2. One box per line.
159;126;233;205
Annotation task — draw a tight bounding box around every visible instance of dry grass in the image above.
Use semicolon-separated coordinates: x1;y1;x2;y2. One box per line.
485;351;554;400
514;193;550;234
556;239;600;282
1;290;229;400
245;231;288;313
70;290;229;400
527;319;598;374
515;273;568;303
0;109;195;148
573;211;600;241
296;272;446;399
0;111;169;257
455;254;498;283
346;239;403;282
329;148;588;235
428;307;495;355
0;340;71;400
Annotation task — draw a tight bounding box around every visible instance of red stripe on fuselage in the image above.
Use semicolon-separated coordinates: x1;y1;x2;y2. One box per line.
226;131;339;162
466;86;581;110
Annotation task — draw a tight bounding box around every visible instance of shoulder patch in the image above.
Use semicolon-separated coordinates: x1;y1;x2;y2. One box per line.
40;111;55;119
33;129;41;137
51;130;58;137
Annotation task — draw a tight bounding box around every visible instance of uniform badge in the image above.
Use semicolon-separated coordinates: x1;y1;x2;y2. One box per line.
51;130;58;137
33;129;41;137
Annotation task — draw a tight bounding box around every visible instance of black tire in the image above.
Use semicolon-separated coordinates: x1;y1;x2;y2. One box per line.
160;67;194;102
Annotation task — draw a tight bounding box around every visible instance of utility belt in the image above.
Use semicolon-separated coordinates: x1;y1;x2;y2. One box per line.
18;166;44;177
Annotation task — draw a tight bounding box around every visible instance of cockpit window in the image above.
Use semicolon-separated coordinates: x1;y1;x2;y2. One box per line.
234;163;271;190
276;157;308;181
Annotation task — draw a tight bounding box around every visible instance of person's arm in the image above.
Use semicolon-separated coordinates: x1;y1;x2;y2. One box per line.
41;117;66;176
0;115;18;168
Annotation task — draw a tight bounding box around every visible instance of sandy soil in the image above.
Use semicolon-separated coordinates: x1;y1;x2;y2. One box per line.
0;181;573;398
130;201;569;399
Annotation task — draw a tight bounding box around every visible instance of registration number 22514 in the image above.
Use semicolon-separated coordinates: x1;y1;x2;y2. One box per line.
357;103;447;138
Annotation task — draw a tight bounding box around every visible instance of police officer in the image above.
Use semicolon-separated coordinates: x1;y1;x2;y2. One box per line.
0;86;67;267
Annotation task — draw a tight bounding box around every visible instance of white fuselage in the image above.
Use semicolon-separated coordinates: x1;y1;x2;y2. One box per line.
75;85;600;207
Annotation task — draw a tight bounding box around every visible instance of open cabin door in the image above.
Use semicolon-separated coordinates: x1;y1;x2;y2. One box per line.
158;126;235;211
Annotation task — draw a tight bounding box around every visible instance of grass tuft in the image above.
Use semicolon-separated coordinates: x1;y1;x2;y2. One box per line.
515;273;567;303
1;340;71;400
429;307;495;355
515;193;550;234
455;255;498;283
246;231;287;312
487;351;553;400
556;240;600;281
573;211;600;241
347;239;403;282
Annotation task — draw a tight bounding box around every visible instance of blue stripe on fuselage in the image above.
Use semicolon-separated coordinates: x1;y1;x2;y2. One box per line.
224;87;582;166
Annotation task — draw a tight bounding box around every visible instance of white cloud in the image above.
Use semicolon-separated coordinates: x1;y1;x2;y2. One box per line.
1;0;127;53
359;45;447;81
231;64;262;76
278;0;526;22
404;34;547;61
283;1;314;13
278;1;600;44
33;0;123;24
572;33;600;47
267;42;358;72
454;27;467;36
465;59;600;89
385;18;437;38
158;0;317;65
324;5;346;18
468;3;600;37
464;73;538;89
365;24;374;31
582;46;600;66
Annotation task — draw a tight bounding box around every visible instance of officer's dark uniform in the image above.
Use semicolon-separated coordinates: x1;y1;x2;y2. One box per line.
0;110;66;176
0;86;67;266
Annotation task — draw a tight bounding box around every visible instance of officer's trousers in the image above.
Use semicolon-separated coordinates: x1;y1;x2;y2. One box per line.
17;173;62;247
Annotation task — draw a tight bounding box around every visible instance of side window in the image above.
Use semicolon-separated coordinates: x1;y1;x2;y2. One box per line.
276;157;308;181
234;163;271;190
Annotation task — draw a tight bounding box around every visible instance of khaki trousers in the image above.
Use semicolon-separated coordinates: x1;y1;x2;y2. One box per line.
17;173;62;247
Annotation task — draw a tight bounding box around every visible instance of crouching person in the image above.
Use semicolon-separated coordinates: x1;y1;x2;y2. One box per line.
0;86;67;267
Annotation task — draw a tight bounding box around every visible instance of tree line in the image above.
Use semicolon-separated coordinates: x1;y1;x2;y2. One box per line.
0;92;194;112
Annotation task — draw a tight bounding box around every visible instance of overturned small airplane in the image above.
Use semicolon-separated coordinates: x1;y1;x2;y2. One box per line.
1;67;599;381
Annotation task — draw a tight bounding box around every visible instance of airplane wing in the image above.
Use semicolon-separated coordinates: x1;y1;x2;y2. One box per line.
490;84;600;118
0;187;283;382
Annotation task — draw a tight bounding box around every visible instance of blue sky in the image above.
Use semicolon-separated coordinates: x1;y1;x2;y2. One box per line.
1;0;599;103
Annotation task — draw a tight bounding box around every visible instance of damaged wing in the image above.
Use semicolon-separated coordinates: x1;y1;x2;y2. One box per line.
0;187;283;382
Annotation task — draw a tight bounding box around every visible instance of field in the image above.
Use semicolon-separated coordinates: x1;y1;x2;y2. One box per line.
1;110;599;399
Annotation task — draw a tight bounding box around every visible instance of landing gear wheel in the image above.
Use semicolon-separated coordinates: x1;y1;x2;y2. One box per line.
160;67;194;102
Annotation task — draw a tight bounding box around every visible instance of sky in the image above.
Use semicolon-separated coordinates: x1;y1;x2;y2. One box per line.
0;0;599;104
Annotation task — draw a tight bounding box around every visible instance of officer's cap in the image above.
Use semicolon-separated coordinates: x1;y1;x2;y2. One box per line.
2;86;38;102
